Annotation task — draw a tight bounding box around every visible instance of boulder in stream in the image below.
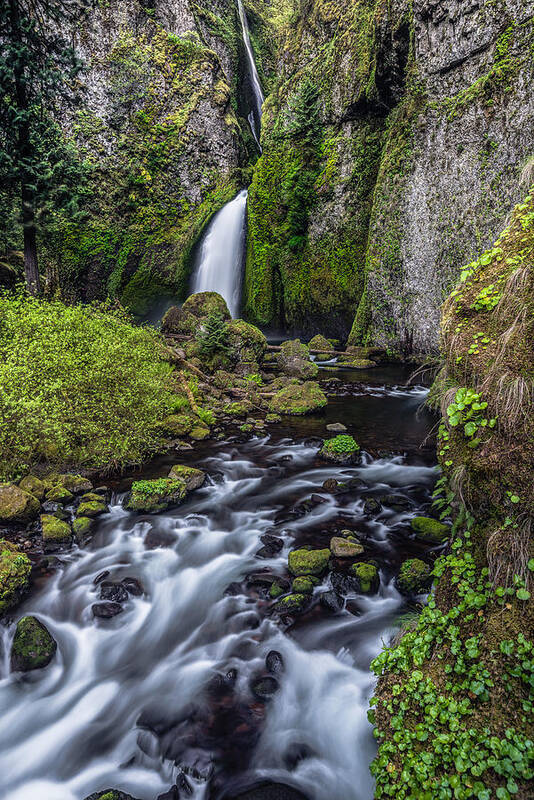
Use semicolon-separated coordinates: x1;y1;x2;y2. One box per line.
0;540;31;614
274;593;309;614
277;339;318;379
250;675;279;700
0;483;40;524
18;475;46;500
125;477;187;513
220;780;310;800
92;602;124;619
10;615;57;672
269;382;327;416
83;792;141;800
349;562;379;593
410;516;451;544
308;334;334;362
288;548;330;577
167;464;205;491
41;514;72;551
319;435;361;465
73;516;95;544
396;558;432;595
330;536;364;558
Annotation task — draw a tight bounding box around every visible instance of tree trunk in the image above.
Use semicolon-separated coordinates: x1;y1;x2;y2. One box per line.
22;189;40;295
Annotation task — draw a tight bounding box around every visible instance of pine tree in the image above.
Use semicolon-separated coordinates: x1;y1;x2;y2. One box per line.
0;0;90;293
196;312;230;358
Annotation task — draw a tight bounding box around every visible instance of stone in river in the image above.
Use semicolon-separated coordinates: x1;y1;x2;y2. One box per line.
157;787;179;800
363;497;381;515
100;581;128;603
266;650;284;674
93;570;110;585
260;533;284;552
220;781;310;800
10;615;57;672
326;422;347;432
92;602;123;619
121;576;144;596
322;478;339;493
83;792;141;800
250;675;280;700
320;590;344;612
330;536;363;557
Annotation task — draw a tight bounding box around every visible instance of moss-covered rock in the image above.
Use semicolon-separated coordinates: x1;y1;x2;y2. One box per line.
83;791;140;800
54;474;93;495
269;382;327;415
0;484;40;524
160;413;195;437
125;477;187;513
319;435;361;464
309;334;334;361
291;576;317;594
274;593;309;614
288;548;330;576
182;291;231;321
330;536;364;558
18;475;46;500
76;500;108;518
190;425;210;440
410;516;450;544
396;558;432;595
226;319;267;369
10;615;57;672
72;516;95;544
45;486;75;505
167;464;205;491
276;339;318;379
161;305;197;336
342;358;377;369
269;580;286;599
0;541;31;614
349;562;379;593
41;514;72;551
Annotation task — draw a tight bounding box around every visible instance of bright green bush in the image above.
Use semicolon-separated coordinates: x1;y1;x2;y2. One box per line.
0;292;175;478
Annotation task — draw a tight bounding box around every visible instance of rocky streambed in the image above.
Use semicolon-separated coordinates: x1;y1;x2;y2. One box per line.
0;365;444;800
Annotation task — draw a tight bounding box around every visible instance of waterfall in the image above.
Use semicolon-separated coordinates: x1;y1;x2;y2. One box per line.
191;189;248;317
237;0;264;147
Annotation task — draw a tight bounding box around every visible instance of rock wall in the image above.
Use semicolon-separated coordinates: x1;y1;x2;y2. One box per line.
47;0;253;314
245;0;534;349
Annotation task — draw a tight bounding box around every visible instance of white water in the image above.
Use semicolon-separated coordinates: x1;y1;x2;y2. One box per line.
191;189;248;317
237;0;265;147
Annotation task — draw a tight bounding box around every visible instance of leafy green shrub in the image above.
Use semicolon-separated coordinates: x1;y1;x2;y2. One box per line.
0;292;175;478
446;387;496;444
322;434;360;453
195;312;229;358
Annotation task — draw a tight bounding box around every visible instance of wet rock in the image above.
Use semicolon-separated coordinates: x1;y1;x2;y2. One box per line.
269;382;327;416
177;771;194;796
0;483;40;524
363;497;381;515
260;533;284;553
72;516;94;544
41;514;72;552
10;615;57;672
320;590;344;612
269;579;289;598
310;493;327;505
144;529;178;549
347;477;367;490
92;602;123;619
121;577;144;596
291;576;317;594
45;486;74;505
274;593;309;614
331;572;360;596
266;650;284;674
330;536;363;558
276;339;318;380
168;464;205;491
18;475;46;500
326;422;347;432
319;435;361;465
349;562;379;593
288;548;330;577
379;493;412;511
0;544;32;614
83;791;141;800
410;516;450;544
93;570;110;585
224;581;243;596
157;787;179;800
250;675;279;700
55;474;93;495
100;581;129;603
396;558;432;595
76;499;109;518
220;780;309;800
322;478;339;493
125;478;186;514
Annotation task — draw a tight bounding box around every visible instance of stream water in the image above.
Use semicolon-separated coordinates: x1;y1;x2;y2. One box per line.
0;366;438;800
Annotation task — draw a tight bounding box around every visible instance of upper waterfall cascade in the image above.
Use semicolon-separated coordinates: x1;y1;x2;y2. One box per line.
191;189;248;317
237;0;264;147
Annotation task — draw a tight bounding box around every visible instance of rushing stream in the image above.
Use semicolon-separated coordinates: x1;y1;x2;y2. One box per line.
0;367;437;800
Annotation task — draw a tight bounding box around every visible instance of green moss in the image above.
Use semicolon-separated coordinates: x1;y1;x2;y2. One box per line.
410;516;450;543
0;484;40;523
288;547;330;576
10;615;57;672
269;381;327;415
72;516;94;543
41;515;72;549
190;426;210;440
18;475;46;500
396;558;432;595
321;435;360;454
45;486;74;504
76;500;108;518
274;593;308;613
349;561;379;593
269;580;285;599
0;541;31;614
125;477;186;513
292;576;317;594
167;464;205;491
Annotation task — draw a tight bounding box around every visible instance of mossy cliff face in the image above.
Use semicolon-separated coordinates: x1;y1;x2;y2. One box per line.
370;195;534;797
246;0;534;349
46;0;254;313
